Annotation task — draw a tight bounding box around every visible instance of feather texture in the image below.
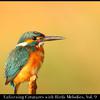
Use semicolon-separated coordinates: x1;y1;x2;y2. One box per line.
5;46;29;84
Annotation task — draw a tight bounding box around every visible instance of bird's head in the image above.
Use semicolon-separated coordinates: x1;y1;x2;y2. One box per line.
16;31;64;47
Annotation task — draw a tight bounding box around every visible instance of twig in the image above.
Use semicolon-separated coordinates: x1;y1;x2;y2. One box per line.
28;75;37;94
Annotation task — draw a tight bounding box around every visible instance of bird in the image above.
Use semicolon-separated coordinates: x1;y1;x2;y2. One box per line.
5;31;64;94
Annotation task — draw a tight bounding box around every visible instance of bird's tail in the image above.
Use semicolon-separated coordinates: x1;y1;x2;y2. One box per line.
5;79;9;85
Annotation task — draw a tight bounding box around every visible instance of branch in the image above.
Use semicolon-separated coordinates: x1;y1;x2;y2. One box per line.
28;75;37;94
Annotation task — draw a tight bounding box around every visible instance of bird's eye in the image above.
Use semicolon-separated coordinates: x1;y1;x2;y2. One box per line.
32;37;37;40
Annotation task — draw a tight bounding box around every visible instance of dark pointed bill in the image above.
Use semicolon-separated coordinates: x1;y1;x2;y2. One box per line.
44;36;65;41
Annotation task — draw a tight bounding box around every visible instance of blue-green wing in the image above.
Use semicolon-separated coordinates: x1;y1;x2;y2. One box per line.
5;47;29;83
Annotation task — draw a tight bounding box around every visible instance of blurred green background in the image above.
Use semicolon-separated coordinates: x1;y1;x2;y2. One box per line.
0;1;100;94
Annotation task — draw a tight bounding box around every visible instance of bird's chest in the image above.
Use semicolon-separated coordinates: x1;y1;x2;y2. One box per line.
28;48;44;73
23;46;44;75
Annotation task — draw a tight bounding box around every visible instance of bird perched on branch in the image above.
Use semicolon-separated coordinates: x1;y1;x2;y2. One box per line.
5;31;64;94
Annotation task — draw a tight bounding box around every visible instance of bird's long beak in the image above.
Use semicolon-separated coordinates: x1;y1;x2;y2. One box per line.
44;36;64;41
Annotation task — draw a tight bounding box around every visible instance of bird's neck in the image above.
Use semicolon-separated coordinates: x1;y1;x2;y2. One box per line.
35;46;44;54
24;45;44;54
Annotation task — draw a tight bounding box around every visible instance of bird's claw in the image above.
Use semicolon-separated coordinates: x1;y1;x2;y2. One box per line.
30;74;38;81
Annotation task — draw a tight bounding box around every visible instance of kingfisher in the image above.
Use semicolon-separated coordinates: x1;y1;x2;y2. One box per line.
5;31;64;94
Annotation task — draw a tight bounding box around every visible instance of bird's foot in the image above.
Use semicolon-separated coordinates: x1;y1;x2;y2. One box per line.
30;74;38;81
